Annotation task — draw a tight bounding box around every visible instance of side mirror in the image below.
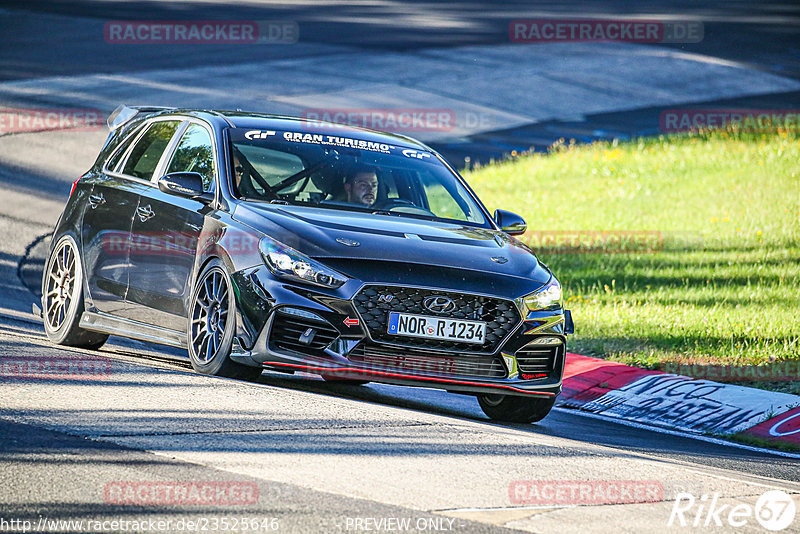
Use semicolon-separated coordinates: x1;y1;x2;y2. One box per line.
494;209;527;236
158;172;213;203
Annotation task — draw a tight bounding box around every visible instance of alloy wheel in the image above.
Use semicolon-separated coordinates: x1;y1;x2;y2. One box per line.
190;269;230;363
44;239;78;331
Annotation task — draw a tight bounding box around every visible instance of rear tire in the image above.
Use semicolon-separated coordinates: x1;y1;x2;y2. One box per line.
42;235;108;349
477;393;555;423
188;259;262;381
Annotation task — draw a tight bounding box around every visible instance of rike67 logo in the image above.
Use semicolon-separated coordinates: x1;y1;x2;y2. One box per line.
669;490;796;531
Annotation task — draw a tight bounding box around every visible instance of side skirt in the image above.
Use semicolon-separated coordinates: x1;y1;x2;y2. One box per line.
79;311;187;349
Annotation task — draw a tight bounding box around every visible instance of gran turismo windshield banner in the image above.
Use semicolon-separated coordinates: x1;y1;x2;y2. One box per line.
228;128;487;225
241;128;436;160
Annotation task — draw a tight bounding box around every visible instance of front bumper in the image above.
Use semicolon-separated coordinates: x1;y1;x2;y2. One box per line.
229;266;569;398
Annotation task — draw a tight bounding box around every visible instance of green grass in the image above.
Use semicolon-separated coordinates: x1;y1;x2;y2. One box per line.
726;432;800;453
463;130;800;390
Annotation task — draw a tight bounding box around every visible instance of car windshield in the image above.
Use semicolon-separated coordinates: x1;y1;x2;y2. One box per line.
228;128;488;226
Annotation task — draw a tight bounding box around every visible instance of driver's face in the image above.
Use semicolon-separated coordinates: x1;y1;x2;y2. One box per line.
232;155;243;186
346;172;378;206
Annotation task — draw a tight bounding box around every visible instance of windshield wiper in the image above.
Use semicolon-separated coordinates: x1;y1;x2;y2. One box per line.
371;209;420;219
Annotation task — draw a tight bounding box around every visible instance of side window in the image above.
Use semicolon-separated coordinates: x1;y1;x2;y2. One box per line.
105;126;142;172
121;121;180;180
233;145;304;198
166;123;216;192
106;144;127;172
418;170;478;222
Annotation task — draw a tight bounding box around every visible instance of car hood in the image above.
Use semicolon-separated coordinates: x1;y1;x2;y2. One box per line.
233;203;551;287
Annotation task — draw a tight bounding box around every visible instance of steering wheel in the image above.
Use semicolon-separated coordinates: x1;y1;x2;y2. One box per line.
373;198;437;217
276;175;310;197
373;198;418;211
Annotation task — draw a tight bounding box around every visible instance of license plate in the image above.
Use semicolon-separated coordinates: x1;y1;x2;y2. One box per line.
387;312;486;344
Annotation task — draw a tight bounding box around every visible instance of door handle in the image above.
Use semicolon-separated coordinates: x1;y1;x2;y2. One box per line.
136;204;155;222
88;193;105;209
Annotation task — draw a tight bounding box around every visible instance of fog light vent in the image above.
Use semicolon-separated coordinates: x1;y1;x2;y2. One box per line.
526;336;562;346
280;307;325;322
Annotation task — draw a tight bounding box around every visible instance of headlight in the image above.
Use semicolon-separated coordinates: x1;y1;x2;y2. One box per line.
522;277;562;311
259;237;347;289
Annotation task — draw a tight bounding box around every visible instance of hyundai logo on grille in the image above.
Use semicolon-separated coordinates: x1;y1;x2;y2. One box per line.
423;296;456;314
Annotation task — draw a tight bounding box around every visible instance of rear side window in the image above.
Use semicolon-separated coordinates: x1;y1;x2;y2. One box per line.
104;123;146;172
121;121;180;180
106;134;134;172
166;123;216;192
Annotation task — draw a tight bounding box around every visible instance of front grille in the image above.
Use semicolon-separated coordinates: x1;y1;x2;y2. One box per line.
269;310;340;357
515;345;560;374
348;342;507;379
352;285;521;354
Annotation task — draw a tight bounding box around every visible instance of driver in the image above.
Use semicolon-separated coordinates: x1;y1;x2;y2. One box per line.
343;164;379;207
232;152;245;190
232;149;260;199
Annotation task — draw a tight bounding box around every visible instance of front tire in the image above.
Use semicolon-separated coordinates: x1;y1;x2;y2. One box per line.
188;259;262;381
477;393;555;423
42;235;108;349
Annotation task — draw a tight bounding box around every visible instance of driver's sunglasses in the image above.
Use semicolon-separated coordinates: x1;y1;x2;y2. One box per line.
234;165;244;174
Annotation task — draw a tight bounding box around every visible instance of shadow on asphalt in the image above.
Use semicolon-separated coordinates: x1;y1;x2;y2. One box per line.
6;320;800;481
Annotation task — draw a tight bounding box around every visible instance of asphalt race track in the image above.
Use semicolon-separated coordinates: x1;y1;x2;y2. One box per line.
1;2;799;533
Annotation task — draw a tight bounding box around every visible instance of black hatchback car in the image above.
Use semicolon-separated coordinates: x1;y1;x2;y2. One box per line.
43;105;573;423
